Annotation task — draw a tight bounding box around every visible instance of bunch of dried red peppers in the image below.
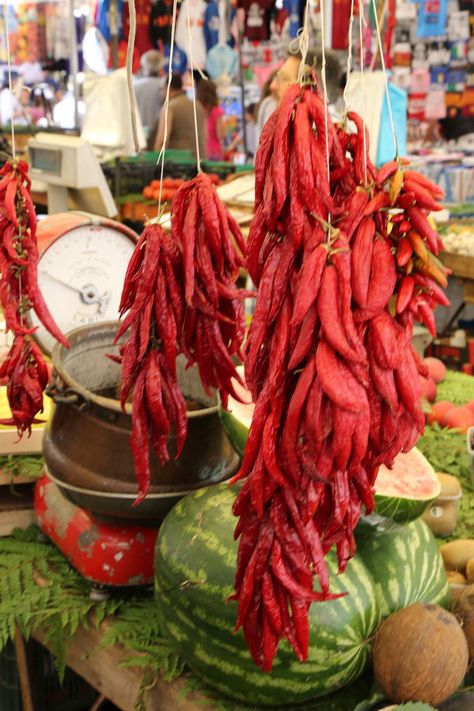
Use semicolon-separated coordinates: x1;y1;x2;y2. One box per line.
117;172;246;501
230;83;449;670
0;159;68;434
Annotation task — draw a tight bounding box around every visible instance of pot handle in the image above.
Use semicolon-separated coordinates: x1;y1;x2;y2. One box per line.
45;381;91;412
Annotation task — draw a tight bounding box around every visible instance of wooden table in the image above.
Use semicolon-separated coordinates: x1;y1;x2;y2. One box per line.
31;624;205;711
439;251;474;333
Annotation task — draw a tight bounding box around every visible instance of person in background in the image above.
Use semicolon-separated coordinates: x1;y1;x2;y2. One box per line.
270;47;342;111
196;79;225;161
153;74;207;159
244;103;256;160
134;49;164;135
438;111;474;147
254;70;278;147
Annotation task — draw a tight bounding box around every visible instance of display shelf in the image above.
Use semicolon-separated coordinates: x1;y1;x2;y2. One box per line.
441;251;474;282
32;624;203;711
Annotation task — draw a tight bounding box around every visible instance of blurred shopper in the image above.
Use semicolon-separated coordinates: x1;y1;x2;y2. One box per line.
254;71;277;148
134;49;164;135
153;74;207;159
270;48;342;111
197;79;225;161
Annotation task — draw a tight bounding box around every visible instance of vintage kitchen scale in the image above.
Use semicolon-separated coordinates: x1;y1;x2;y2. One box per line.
29;213;239;594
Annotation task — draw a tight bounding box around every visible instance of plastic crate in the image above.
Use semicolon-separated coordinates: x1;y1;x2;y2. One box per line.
0;638;97;711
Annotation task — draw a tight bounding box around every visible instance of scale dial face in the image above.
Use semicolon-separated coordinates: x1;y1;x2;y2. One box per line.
30;223;136;354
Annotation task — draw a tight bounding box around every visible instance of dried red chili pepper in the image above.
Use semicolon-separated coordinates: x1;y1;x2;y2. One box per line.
232;83;448;672
0;159;68;436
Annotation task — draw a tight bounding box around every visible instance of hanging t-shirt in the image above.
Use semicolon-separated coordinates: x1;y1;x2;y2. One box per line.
204;0;220;51
164;43;188;75
283;0;303;39
95;0;124;43
149;0;174;47
122;0;154;56
238;0;274;42
175;0;207;69
207;44;238;80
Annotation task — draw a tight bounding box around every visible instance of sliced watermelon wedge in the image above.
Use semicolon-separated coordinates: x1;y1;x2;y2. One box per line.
219;369;441;522
374;448;441;522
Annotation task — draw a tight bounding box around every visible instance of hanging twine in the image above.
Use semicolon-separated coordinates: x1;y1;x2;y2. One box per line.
3;0;15;159
371;0;398;157
359;0;368;185
156;0;179;216
319;0;330;189
295;1;311;85
342;0;356;114
125;0;141;154
185;0;203;173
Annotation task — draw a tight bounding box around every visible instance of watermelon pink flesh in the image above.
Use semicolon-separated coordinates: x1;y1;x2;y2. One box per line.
375;448;439;500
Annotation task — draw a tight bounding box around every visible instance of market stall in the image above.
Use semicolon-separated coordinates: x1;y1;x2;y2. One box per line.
1;1;474;710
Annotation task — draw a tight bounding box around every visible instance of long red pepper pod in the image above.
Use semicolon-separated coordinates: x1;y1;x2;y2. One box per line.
232;84;449;672
0;159;69;438
116;222;187;501
170;172;246;408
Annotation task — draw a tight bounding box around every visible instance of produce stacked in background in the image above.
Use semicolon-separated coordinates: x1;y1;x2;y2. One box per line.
116;172;246;501
232;82;449;670
0;159;69;435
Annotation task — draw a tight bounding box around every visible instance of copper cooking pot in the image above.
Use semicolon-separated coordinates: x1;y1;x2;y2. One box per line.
42;322;239;522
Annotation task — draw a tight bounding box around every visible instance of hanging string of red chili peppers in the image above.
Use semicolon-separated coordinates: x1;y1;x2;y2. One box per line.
116;173;247;502
230;83;450;671
0;159;69;435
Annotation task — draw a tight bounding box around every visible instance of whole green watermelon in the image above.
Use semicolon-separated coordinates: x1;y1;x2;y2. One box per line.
355;515;450;617
155;485;381;707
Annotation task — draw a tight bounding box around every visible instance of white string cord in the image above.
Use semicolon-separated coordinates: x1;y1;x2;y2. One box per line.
3;0;15;159
319;0;330;188
185;0;202;173
359;0;368;185
371;0;398;157
342;0;356;114
156;0;179;215
296;3;310;85
125;0;141;154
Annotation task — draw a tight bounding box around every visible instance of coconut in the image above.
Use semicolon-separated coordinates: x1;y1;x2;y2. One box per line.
373;603;468;705
452;584;474;662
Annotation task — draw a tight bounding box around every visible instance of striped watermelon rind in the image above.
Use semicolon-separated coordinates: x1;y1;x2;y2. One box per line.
218;407;248;458
355;515;450;617
155;485;381;707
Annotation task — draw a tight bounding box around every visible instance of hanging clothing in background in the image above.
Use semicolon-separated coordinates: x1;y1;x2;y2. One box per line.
204;0;220;51
218;0;234;46
416;0;448;40
207;43;238;80
96;0;124;43
238;0;274;42
331;0;352;50
123;0;154;57
44;4;70;61
283;0;303;39
175;0;207;68
150;0;174;48
35;3;48;64
164;42;188;75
